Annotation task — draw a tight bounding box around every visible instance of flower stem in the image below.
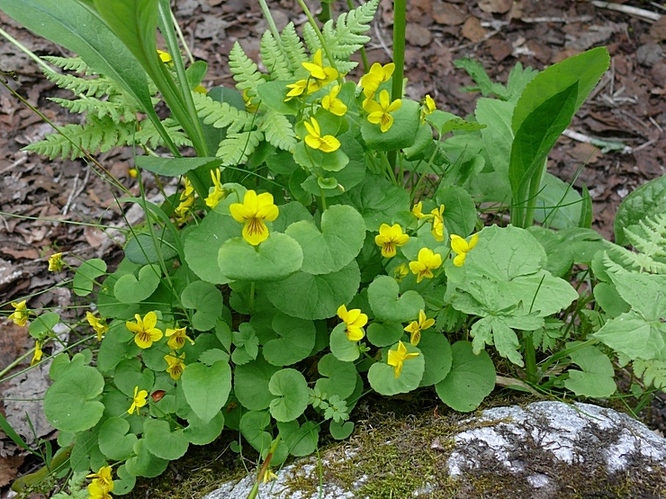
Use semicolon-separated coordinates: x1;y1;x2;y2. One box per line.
388;0;406;170
295;0;338;72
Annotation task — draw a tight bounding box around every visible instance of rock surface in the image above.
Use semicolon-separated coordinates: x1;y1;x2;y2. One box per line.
204;401;666;498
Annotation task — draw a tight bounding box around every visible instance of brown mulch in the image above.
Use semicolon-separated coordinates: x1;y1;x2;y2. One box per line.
0;0;664;495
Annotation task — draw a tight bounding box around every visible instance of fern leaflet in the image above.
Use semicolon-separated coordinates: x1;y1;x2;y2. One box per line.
48;95;137;124
134;118;191;150
260;31;293;81
605;213;666;274
43;69;119;98
229;42;264;98
42;56;94;75
280;23;308;74
634;359;666;390
193;92;254;134
259;110;296;151
217;130;264;166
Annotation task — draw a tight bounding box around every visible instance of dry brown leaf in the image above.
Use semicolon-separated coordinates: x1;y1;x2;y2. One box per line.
478;0;513;14
432;1;466;26
462;16;487;43
0;454;24;488
649;14;666;42
406;24;433;47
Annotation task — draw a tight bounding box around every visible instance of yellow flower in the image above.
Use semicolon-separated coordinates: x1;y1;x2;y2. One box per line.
387;340;420;378
363;90;402;133
157;49;172;64
242;89;258;111
430;205;445;242
337;304;368;342
412;202;427;219
128;168;138;178
126;311;163;349
303;117;341;153
205;168;227;209
285;79;308;101
193;84;207;94
174;178;195;223
8;300;29;327
421;94;436;121
87;479;114;499
404;309;435;346
87;466;114;490
86;312;108;341
229;190;279;246
165;325;195;350
359;62;395;99
450;233;479;267
302;49;338;84
393;263;409;282
127;385;148;415
374;223;409;258
321;84;347;116
48;252;64;272
408;248;442;283
30;340;43;366
164;351;186;380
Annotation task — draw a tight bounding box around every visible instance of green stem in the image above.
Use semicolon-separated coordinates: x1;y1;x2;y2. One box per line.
257;0;282;43
295;0;338;72
249;281;256;314
388;0;406;170
247;435;282;499
523;332;537;384
0;27;52;73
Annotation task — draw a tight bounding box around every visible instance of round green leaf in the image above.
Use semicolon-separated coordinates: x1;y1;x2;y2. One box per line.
28;312;60;339
184;411;225;445
435;341;495;412
366;321;405;347
285;205;366;275
418;330;453;387
367;343;425;396
361;99;421;151
268;369;309;422
125;232;178;265
143;418;189;460
264;261;360;320
278;420;320;457
113;264;161;304
181;360;231;423
329;419;354;440
240;410;273;454
73;258;107;297
435;185;478;237
368;275;424;322
181;280;223;331
113;464;136;495
314;353;358;400
234;357;280;411
329;323;360;362
218;233;303;282
125;439;169;478
263;313;316;366
98;417;137;461
44;366;105;432
113;360;155;397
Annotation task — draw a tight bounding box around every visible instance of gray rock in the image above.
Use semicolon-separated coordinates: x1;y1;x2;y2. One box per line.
204;401;666;498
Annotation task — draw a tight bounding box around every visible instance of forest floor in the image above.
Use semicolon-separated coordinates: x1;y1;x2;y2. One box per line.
0;0;665;496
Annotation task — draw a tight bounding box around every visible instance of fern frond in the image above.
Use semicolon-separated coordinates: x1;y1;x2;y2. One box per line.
23;117;135;160
193;92;255;134
280;23;308;74
634;359;666;389
134;118;191;150
259;110;296;151
43;69;118;98
229;42;264;98
42;56;94;75
260;31;293;81
604;213;666;274
49;95;137;124
217;130;264;166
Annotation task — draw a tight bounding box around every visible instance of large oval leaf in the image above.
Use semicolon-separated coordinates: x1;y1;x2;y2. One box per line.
218;234;303;282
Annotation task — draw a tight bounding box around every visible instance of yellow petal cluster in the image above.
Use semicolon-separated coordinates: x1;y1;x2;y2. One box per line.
165;325;195;350
387;340;420;378
321;84;347;117
48;252;64;272
403;309;435;346
8;300;29;327
408;248;442;283
126;311;163;349
87;465;114;499
229;190;279;246
304;117;341;153
363;90;401;133
127;385;148;415
450;233;479;267
205;168;227;209
174;178;195;223
337;304;368;342
374;223;409;258
164;351;186;380
86;312;108;341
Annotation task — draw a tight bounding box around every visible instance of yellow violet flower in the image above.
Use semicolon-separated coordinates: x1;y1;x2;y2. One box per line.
450;233;479;267
359;62;395;99
128;168;138;178
8;300;29;327
165;325;195;350
285;79;308;101
229;190;279;246
263;468;278;483
174;178;195;223
302;49;338;84
412;202;427;219
193;84;207;94
363;90;402;133
374;223;409;258
164;351;186;380
303;117;341;153
86;312;108;341
321;84;347;117
48;252;64;272
430;205;445;242
30;340;43;366
408;248;442;283
205;168;227;209
387;340;420;378
87;466;114;490
157;49;172;64
404;309;435;346
127;385;148;415
87;479;114;499
393;263;409;282
421;94;436;121
337;304;368;342
126;311;163;349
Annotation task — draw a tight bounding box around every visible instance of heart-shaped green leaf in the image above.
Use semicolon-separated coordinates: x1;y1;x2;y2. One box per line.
44;365;105;432
218;233;303;282
368;275;424;322
277;420;320;457
329;323;361;362
367;343;424;396
181;280;223;331
98;417;137;461
73;258;107;297
181;360;231;423
143;419;189;460
366;321;404;347
418;330;452;387
268;369;309;422
234;357;280;411
125;439;169;478
113;264;161;304
314;353;358;400
184;411;225;445
263;313;316;366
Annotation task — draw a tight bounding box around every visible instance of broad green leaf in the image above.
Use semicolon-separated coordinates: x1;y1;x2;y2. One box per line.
125;439;169;478
44;366;105;432
113;360;155;398
329;323;361;362
533;173;582;229
285;205;366;275
594;311;666;361
368;275;424;322
564;344;616;398
263;313;316;366
418;330;452;387
125;231;179;265
98;418;136;461
239;411;272;455
184;211;239;284
184;411;225;445
135;156;221;177
218;234;303;282
181;360;231;423
607;272;666;321
181;280;223;331
435;341;495;412
434;185;477;237
264;261;360;320
278;420;320;457
256;80;299;115
143;418;189;460
361;99;421;151
366;322;405;347
113;264;161;304
28;312;60;339
614;176;666;246
73;258;107;296
367;343;424;396
329;420;354;440
268;369;310;422
315;353;358;400
471;316;523;367
234;358;280;411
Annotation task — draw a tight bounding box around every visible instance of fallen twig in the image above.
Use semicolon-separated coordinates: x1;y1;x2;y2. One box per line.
592;1;661;22
563;128;633;154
